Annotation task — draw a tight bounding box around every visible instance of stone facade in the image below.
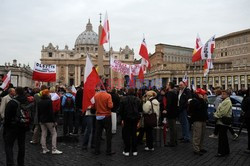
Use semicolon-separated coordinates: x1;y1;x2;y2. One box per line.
40;20;134;87
145;29;250;90
0;60;33;88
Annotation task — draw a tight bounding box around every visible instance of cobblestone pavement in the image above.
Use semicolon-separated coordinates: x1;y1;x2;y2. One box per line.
0;124;249;166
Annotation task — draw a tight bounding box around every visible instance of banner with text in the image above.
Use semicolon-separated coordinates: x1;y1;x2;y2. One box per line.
110;57;141;75
32;62;56;82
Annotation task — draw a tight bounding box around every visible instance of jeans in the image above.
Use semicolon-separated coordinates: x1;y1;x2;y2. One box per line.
40;123;57;151
74;109;83;134
82;116;95;148
63;111;74;135
123;119;138;153
3;127;26;166
218;125;230;155
94;116;112;153
179;110;190;141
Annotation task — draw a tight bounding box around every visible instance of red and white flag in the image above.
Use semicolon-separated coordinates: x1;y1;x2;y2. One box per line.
203;59;213;77
182;72;188;86
192;35;215;62
192;34;203;62
71;85;77;96
129;65;135;87
50;92;61;113
0;70;11;90
139;37;151;69
32;62;56;82
99;12;110;45
82;54;100;112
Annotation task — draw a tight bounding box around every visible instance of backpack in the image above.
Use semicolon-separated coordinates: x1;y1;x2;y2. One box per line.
12;99;31;130
64;96;74;108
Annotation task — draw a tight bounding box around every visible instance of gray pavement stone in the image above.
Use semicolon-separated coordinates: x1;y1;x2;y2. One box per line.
0;124;249;166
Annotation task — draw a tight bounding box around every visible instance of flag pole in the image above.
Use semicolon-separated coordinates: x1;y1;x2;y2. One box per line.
108;25;112;90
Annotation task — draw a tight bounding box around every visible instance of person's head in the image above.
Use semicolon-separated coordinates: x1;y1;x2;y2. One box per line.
15;87;24;96
41;89;50;97
66;87;72;93
160;89;165;95
127;88;135;96
50;86;56;93
167;82;175;90
221;89;231;100
146;90;157;98
40;85;47;91
195;88;207;99
179;81;186;90
8;88;16;97
214;87;222;96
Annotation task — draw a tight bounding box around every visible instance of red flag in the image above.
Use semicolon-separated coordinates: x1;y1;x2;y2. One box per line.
0;71;11;90
138;66;144;83
139;38;151;69
82;54;100;112
99;12;110;45
32;62;56;82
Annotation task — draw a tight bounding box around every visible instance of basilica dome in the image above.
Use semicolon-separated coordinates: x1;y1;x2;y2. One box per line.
75;19;98;46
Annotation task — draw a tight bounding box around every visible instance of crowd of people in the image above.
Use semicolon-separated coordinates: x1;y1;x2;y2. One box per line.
0;82;250;166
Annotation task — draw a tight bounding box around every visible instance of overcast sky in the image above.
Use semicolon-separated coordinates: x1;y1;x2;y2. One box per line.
0;0;249;66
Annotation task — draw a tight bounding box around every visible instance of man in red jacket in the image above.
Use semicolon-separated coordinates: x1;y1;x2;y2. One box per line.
93;87;114;155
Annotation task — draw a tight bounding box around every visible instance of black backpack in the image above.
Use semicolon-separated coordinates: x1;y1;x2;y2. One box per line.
12;99;31;130
64;96;74;108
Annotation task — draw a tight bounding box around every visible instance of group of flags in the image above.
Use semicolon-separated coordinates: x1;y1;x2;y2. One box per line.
0;12;216;113
192;34;215;77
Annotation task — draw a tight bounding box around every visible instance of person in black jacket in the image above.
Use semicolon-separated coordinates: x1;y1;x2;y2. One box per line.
177;81;192;143
120;88;141;156
38;89;62;155
242;88;250;154
74;86;84;134
164;82;178;147
189;88;208;156
3;87;27;166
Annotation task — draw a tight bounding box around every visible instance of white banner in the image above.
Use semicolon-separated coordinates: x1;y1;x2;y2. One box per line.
33;62;56;73
110;57;141;75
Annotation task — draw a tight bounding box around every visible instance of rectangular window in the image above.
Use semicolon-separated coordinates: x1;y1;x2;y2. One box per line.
221;76;225;85
48;52;53;57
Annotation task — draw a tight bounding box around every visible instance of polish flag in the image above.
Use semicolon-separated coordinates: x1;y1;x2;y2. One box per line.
50;92;61;113
203;59;213;77
71;85;77;96
82;54;100;112
129;65;134;87
99;12;110;45
192;34;203;62
138;66;144;83
0;71;11;90
32;62;56;82
139;37;151;69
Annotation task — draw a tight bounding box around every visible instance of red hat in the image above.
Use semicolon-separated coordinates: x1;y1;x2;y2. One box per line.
195;88;207;96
